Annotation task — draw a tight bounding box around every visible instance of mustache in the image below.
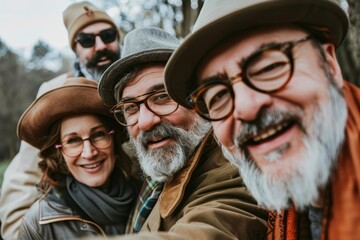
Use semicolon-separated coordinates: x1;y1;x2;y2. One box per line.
138;122;180;148
86;49;119;69
235;108;304;146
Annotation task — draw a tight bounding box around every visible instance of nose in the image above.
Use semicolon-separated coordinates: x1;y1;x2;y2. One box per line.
232;82;273;121
81;139;98;159
94;35;107;51
137;104;161;131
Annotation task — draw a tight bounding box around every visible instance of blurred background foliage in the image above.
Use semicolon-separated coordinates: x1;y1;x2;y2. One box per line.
0;0;359;185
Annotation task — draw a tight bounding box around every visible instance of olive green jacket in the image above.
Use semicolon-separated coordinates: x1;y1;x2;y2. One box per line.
112;132;268;240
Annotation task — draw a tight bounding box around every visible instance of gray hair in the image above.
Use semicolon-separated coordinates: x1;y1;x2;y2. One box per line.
114;62;167;102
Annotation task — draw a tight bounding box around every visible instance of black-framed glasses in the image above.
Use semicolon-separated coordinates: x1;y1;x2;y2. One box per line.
55;128;114;157
110;90;179;126
75;28;117;48
187;35;312;121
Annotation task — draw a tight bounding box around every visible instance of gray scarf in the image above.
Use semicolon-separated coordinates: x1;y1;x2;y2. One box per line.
66;170;135;228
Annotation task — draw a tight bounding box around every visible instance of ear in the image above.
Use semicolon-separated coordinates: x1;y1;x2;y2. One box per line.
321;43;343;87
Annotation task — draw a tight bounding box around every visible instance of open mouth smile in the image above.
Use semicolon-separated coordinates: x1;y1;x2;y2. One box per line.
81;160;104;169
241;120;295;146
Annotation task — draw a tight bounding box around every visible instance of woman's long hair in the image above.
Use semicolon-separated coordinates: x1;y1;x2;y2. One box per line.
37;115;132;193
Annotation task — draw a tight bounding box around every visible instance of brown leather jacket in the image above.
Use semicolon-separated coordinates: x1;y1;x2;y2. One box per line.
17;188;118;240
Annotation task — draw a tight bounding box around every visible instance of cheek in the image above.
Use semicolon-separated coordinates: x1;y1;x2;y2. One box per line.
106;153;116;172
63;157;75;173
127;125;138;140
286;63;330;100
278;79;326;116
77;49;93;62
165;108;197;129
108;42;120;52
212;119;236;149
108;146;116;166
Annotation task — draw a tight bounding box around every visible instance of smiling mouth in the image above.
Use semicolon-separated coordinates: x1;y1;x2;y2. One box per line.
241;121;295;146
97;57;110;64
146;136;171;146
81;160;104;169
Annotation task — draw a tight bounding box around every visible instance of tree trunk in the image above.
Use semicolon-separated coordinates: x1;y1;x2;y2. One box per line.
336;0;360;86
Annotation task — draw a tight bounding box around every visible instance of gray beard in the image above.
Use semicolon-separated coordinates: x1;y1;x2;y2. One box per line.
79;62;102;82
131;117;211;182
222;81;347;212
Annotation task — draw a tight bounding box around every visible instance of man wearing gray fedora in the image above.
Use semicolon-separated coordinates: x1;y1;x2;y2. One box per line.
165;0;360;239
97;27;268;239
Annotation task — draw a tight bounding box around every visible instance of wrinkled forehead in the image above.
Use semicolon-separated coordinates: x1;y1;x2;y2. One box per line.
197;25;309;83
122;65;166;99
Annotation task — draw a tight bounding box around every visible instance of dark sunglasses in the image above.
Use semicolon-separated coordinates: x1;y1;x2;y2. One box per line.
75;28;117;48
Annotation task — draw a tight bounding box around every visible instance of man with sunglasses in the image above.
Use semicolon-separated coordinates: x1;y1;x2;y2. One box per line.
97;27;267;239
165;0;360;239
0;2;122;239
65;2;121;81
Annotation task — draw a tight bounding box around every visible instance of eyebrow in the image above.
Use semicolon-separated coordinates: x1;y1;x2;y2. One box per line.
61;124;105;139
121;83;165;102
199;40;285;85
199;73;229;86
258;40;284;50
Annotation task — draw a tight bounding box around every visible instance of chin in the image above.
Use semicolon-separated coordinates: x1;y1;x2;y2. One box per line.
85;178;106;188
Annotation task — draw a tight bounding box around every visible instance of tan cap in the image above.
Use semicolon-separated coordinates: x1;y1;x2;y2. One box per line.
63;1;120;51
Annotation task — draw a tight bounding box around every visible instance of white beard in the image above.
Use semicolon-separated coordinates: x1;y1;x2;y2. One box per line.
222;82;347;212
131;117;211;182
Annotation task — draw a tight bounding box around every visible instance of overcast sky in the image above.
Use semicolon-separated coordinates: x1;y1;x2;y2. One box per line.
0;0;84;50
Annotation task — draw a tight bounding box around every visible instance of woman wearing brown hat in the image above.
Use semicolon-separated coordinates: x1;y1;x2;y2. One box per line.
16;78;137;239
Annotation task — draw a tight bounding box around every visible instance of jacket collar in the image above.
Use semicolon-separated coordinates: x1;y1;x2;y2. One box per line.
38;190;80;223
159;131;213;218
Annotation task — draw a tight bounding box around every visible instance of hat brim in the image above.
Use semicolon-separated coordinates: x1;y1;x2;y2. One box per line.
17;84;112;149
99;49;174;106
165;0;349;108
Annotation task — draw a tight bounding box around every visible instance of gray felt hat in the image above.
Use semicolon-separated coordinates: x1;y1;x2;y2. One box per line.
98;27;180;106
164;0;349;108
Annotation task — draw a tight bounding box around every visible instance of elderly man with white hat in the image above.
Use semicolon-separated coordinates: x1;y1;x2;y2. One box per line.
165;0;360;239
0;2;122;239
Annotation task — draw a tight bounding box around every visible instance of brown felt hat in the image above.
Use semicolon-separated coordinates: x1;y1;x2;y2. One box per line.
63;1;120;51
164;0;350;108
17;77;112;149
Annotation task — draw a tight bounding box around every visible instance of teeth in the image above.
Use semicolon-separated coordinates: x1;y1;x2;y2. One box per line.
253;122;288;142
83;161;102;169
149;136;166;143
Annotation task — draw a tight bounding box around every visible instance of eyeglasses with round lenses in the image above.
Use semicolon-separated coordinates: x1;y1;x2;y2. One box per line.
188;35;312;121
75;28;117;48
55;128;114;157
110;90;179;126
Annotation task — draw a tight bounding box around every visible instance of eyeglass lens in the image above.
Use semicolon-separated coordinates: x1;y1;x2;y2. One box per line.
76;28;117;48
57;129;113;157
112;91;179;126
191;36;311;121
